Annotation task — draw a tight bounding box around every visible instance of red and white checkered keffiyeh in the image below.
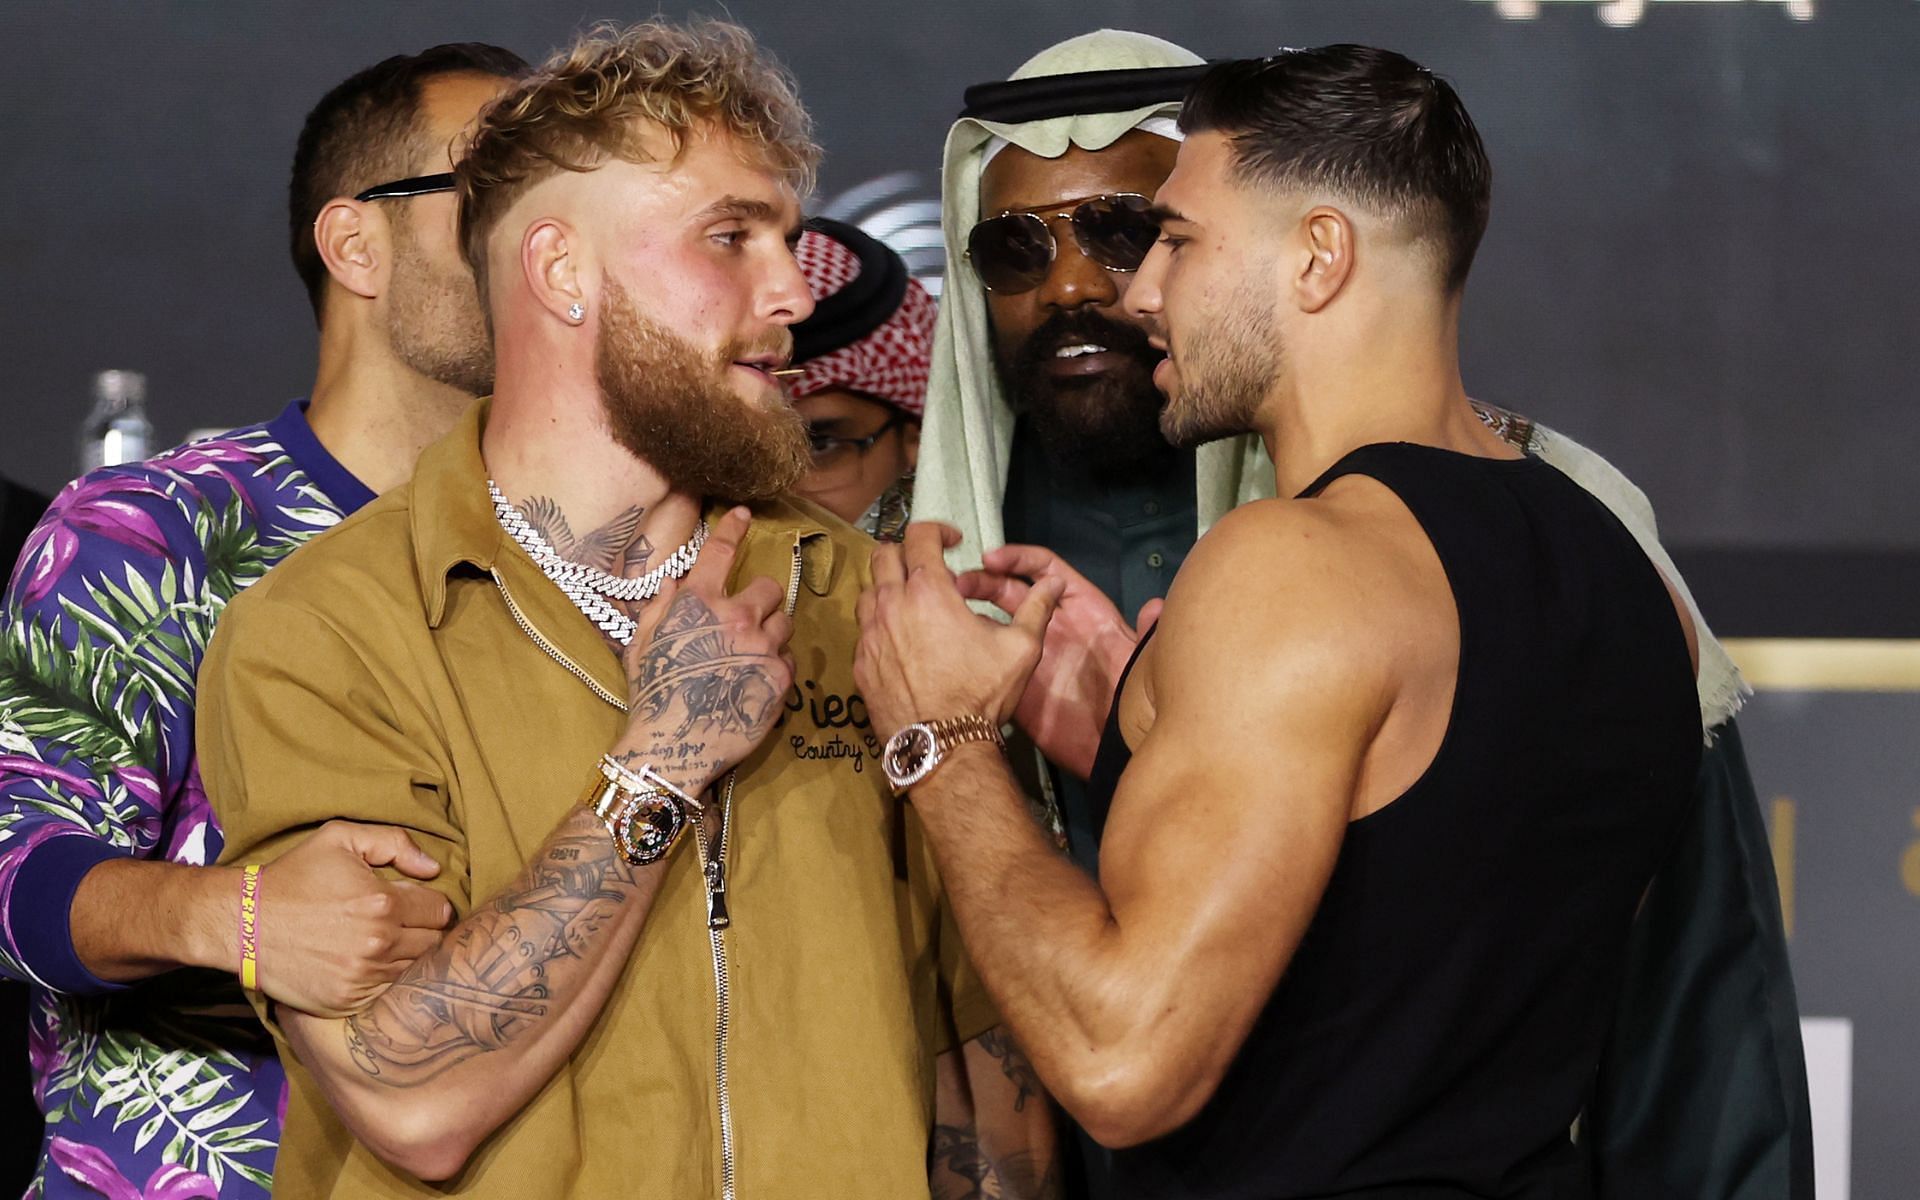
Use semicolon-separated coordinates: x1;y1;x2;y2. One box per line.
790;227;936;417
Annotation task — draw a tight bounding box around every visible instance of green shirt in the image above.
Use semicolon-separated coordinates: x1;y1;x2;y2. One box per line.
1001;419;1196;872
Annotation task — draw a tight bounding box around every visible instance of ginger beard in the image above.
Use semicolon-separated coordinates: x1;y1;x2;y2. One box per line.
1158;268;1282;450
594;276;809;504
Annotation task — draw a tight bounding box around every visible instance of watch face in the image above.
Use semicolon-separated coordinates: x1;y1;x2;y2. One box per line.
613;792;685;865
884;724;939;791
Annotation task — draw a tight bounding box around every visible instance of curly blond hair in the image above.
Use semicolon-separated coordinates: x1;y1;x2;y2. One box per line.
456;19;819;299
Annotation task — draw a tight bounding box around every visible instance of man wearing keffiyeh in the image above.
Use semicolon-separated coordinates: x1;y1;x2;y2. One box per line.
910;28;1810;1200
788;218;934;539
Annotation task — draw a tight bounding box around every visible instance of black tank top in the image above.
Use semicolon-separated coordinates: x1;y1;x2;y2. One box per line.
1086;443;1702;1200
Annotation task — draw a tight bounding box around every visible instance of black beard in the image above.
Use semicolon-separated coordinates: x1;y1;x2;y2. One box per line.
996;310;1179;484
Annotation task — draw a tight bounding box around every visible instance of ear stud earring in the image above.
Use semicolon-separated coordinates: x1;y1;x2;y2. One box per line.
567;302;585;323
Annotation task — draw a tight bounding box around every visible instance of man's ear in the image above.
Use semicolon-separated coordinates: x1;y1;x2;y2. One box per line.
313;199;389;302
523;219;589;326
1293;205;1356;314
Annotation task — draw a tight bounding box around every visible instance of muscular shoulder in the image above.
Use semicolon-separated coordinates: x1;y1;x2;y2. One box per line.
8;427;298;609
1151;489;1446;719
1169;490;1431;640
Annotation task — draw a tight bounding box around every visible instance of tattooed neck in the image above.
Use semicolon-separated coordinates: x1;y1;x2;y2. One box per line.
513;495;654;574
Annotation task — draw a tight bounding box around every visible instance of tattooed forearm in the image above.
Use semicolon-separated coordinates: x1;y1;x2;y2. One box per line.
930;1122;1061;1200
614;741;709;773
977;1028;1043;1113
930;1122;994;1200
343;809;641;1086
997;1154;1062;1200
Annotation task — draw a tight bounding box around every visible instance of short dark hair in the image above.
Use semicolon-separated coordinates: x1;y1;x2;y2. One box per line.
288;43;529;322
1179;45;1492;292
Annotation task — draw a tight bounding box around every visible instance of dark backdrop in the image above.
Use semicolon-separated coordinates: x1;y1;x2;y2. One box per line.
1;2;1915;1196
1;1;1916;554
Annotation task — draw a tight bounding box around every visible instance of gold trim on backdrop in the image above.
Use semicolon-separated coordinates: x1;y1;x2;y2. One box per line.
1724;639;1920;692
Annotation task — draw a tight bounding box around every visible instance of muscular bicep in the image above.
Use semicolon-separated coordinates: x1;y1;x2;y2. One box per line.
1092;519;1391;1116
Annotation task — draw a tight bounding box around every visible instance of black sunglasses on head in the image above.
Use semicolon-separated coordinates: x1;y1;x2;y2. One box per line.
353;172;457;203
965;192;1160;295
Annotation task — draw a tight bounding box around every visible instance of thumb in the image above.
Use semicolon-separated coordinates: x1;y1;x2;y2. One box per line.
1134;597;1165;634
336;822;442;880
625;575;679;666
1012;573;1066;640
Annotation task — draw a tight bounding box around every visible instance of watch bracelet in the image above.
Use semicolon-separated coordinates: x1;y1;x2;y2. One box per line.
582;758;695;865
931;713;1005;753
599;754;702;810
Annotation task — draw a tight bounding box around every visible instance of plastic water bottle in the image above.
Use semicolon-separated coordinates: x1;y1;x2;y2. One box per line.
78;370;153;474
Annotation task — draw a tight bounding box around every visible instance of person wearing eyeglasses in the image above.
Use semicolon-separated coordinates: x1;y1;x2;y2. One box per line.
0;44;525;1199
786;218;933;540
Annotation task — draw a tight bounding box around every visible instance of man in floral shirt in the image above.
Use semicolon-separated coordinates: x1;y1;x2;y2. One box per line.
0;43;525;1198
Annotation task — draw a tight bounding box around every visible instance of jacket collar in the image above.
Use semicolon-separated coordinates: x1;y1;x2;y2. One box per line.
410;399;841;687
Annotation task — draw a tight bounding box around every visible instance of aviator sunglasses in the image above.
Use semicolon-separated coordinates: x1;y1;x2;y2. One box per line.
964;192;1160;295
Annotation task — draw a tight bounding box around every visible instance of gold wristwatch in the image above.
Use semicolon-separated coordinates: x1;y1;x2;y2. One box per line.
585;756;700;866
881;715;1005;793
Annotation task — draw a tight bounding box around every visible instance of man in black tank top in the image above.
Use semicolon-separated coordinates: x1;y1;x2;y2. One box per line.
855;46;1706;1199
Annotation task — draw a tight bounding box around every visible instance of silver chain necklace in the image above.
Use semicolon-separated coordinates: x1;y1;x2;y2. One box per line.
489;481;706;644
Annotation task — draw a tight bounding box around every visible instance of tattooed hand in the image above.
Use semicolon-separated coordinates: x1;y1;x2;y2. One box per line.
612;506;795;794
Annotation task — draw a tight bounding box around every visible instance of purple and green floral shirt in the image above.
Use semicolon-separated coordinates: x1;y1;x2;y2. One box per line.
0;402;371;1199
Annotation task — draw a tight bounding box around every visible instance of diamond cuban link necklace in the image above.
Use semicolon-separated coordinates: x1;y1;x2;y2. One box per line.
489;481;708;645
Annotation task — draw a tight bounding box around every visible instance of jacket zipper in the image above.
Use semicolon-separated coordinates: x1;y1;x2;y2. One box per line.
495;539;804;1200
492;571;625;710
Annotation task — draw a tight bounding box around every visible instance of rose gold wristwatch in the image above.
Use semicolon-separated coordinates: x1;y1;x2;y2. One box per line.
881;714;1005;793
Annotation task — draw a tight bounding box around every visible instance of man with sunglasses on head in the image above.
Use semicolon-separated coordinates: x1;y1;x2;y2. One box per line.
915;28;1809;1200
787;218;934;540
0;43;524;1197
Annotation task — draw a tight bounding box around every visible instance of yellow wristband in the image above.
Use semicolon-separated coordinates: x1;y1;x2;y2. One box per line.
239;864;261;992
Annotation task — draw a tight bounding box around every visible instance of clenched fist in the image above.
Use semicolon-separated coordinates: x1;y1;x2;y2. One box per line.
255;820;453;1018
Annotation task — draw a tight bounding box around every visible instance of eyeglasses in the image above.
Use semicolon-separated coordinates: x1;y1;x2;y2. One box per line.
353;172;457;203
806;412;909;472
964;192;1160;295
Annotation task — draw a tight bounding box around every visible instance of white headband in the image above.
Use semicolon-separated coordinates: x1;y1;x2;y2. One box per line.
979;113;1183;169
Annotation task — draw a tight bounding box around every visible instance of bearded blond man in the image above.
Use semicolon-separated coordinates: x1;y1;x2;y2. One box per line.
199;22;1055;1200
